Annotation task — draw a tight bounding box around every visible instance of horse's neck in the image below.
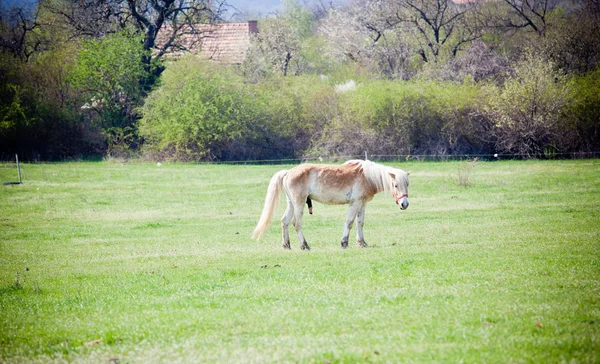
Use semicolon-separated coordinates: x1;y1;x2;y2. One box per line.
363;162;391;195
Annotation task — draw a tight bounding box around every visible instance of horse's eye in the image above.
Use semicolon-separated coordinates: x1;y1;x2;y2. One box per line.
394;184;398;188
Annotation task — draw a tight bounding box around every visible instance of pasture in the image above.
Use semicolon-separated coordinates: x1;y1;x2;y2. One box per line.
0;159;599;363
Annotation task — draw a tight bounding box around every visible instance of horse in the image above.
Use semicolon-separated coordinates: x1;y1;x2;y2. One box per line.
252;159;410;250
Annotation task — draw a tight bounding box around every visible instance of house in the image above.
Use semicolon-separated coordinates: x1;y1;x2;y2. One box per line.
156;21;258;64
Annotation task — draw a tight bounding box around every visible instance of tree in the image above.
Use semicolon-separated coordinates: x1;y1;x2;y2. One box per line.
483;51;570;157
48;0;227;78
320;0;483;78
138;56;262;161
0;1;48;61
395;0;483;63
565;68;600;153
244;0;313;77
496;0;555;36
540;0;600;74
319;0;415;78
70;31;152;131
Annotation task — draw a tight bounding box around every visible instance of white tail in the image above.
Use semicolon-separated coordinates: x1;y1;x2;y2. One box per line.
252;170;288;240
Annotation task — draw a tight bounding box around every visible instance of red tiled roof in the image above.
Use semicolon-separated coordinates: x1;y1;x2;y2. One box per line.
156;21;258;64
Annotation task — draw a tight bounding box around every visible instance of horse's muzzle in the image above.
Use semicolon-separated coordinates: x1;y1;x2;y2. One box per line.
395;194;409;210
400;200;409;210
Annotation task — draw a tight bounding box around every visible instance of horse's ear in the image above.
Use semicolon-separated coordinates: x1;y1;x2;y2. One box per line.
407;170;412;176
388;171;396;180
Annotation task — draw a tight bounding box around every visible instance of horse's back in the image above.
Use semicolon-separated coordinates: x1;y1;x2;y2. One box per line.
287;163;358;186
285;163;367;205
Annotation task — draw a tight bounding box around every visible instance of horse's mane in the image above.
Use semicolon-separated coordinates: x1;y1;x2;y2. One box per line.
344;159;392;194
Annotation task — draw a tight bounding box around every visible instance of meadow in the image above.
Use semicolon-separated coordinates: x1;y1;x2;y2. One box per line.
0;159;598;363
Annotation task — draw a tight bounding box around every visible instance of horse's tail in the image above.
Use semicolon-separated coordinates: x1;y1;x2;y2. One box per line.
252;170;288;240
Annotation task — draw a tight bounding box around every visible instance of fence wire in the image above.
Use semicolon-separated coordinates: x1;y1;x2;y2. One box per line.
205;151;600;165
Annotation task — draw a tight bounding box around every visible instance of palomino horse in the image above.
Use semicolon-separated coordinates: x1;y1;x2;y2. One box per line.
252;160;410;250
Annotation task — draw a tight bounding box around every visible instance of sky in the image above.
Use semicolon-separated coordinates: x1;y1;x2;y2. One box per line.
227;0;282;15
0;0;348;20
225;0;348;18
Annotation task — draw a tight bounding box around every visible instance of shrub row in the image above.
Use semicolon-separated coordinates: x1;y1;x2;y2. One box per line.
138;56;599;161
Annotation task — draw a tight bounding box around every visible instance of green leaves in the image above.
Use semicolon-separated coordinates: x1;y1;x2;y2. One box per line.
138;57;262;161
482;51;570;157
308;79;484;158
70;31;152;130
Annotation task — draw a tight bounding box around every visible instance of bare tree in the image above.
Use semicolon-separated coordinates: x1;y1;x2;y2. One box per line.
47;0;227;76
125;0;224;57
395;0;483;63
320;0;415;78
311;0;336;20
245;0;313;77
497;0;557;36
320;0;483;78
44;0;126;39
0;2;48;61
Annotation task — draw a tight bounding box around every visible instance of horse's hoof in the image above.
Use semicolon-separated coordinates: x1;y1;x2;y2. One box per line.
301;245;310;251
341;240;348;249
357;240;368;248
282;242;291;250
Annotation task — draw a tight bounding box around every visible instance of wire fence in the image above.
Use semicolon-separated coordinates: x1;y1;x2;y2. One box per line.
206;151;600;165
2;151;599;165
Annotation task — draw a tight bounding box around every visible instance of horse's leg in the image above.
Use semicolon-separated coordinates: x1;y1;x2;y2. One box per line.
356;205;368;247
292;200;310;250
341;201;363;249
281;198;294;250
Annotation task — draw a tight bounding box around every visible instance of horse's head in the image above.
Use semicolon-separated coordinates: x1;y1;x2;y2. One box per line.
388;170;410;210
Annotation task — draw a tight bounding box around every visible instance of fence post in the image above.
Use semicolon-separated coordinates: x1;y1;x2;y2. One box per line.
16;154;21;184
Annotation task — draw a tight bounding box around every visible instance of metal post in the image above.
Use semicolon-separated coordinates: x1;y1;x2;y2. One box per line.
16;154;21;184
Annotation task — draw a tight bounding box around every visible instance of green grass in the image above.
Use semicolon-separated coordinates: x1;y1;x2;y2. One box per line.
1;159;599;363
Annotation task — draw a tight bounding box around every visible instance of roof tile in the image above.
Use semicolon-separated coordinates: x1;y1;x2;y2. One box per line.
155;21;258;64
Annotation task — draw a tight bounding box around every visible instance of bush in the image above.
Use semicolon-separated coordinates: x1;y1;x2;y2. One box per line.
565;68;600;152
0;50;103;160
70;31;152;131
482;52;570;157
139;56;342;161
139;57;270;161
306;79;488;158
255;75;337;158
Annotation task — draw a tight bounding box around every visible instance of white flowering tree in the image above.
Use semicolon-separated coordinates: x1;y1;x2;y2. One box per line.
244;0;313;78
319;0;416;78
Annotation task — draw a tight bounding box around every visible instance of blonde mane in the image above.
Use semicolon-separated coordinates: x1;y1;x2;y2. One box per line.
344;159;393;194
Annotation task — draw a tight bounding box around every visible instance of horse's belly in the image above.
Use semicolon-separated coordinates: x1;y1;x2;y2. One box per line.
309;190;352;205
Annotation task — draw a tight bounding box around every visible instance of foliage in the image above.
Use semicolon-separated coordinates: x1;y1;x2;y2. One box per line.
243;0;314;78
70;31;153;131
2;0;600;161
45;0;224;77
482;51;570;157
565;68;600;152
307;79;487;158
139;56;262;161
0;48;102;160
140;56;339;161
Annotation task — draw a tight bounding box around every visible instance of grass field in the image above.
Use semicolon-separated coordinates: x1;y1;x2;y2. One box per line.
0;159;599;363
